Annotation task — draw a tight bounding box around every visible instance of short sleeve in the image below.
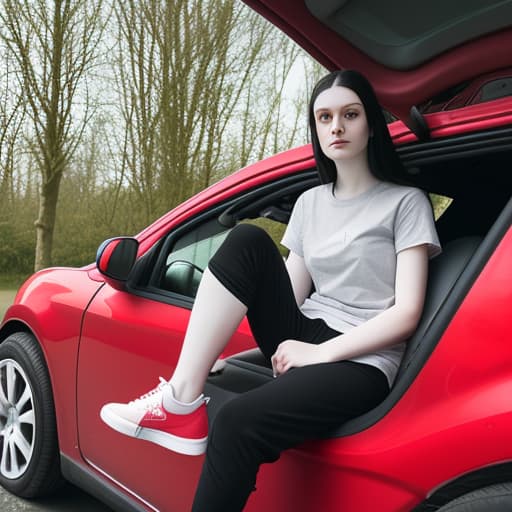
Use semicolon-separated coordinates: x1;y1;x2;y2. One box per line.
394;189;442;259
281;192;305;256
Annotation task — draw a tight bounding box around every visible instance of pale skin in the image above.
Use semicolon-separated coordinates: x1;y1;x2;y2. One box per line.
170;85;429;403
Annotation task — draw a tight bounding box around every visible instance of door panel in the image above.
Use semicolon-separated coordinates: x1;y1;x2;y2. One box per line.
77;284;254;511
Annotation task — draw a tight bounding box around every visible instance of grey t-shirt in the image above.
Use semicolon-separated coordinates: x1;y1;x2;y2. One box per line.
281;181;441;386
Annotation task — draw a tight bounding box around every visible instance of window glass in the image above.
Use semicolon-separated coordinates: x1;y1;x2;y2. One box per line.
166;230;229;271
157;219;231;298
430;193;453;220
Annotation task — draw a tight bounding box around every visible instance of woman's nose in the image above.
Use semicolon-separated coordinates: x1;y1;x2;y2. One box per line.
331;117;344;134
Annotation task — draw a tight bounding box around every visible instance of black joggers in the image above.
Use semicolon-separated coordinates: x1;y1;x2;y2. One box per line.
191;224;389;511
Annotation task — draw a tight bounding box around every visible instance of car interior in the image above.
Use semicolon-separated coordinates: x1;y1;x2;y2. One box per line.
303;0;512;71
137;123;512;438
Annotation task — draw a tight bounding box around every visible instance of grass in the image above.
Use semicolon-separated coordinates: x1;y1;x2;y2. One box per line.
0;275;26;319
0;273;28;289
0;289;17;320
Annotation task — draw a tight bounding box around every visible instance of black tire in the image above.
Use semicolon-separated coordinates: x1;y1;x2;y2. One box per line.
0;331;63;497
437;483;512;511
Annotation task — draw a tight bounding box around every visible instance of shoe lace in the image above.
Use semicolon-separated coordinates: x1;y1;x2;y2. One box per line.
129;377;168;407
130;379;210;416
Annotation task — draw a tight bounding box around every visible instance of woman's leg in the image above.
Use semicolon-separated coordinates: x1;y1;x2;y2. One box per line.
173;222;307;400
192;360;389;512
101;224;310;452
170;267;248;403
206;223;317;359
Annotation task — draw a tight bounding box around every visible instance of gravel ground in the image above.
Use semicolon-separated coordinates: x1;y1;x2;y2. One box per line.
0;484;113;511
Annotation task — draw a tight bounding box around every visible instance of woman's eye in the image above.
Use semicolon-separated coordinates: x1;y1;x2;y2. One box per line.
318;112;331;122
345;111;358;119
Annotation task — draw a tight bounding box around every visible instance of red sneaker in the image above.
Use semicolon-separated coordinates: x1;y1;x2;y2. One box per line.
100;378;208;456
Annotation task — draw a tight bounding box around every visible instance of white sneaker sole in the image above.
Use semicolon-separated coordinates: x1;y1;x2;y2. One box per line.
100;406;207;456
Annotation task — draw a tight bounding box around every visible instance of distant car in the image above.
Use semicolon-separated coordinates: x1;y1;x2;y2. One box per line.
1;1;511;511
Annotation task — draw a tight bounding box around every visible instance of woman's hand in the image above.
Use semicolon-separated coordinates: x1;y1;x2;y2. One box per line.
271;340;326;377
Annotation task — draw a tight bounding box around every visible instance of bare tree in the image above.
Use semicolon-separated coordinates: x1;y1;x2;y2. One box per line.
0;45;25;209
0;0;104;270
235;36;303;168
0;0;324;276
113;0;311;225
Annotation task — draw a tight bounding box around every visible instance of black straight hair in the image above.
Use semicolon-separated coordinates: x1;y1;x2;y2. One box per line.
308;70;407;186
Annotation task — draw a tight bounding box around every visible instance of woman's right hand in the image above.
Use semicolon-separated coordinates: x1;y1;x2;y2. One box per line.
271;339;326;377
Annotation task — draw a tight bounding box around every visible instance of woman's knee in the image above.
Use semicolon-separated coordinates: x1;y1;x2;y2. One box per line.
209;224;279;282
225;223;274;252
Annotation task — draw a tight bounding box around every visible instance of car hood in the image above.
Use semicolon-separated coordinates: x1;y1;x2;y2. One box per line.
242;0;512;122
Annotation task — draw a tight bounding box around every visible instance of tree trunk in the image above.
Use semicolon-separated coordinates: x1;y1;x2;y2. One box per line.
0;0;103;272
34;172;62;271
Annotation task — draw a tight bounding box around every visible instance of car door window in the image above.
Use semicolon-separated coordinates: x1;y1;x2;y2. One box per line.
157;219;232;298
156;218;287;299
150;173;319;300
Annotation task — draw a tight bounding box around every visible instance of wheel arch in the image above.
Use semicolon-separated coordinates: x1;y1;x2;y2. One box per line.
412;462;512;510
0;322;71;455
0;319;34;343
0;321;51;382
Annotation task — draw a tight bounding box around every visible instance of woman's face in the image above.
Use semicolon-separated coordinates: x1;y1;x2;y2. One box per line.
313;85;370;164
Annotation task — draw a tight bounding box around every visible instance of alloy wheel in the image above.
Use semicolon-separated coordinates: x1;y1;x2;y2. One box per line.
0;358;36;479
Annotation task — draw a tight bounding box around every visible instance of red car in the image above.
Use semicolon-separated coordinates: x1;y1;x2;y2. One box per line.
1;1;512;511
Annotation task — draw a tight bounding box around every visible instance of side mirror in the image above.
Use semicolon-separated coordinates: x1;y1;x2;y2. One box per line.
96;237;139;290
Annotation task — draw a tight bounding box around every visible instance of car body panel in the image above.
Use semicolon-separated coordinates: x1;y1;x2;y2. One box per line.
76;284;256;510
390;97;512;144
302;0;512;70
2;269;104;459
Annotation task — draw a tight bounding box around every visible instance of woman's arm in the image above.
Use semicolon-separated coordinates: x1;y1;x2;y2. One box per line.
285;251;313;307
272;244;429;375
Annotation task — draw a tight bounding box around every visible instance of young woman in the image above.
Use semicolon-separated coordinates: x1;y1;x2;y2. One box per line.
101;70;441;511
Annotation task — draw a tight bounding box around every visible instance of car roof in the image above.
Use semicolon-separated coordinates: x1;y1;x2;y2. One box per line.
242;0;512;120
